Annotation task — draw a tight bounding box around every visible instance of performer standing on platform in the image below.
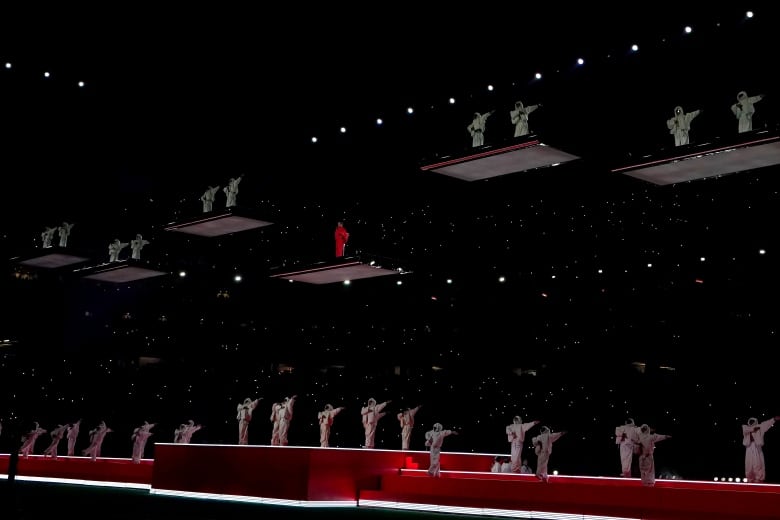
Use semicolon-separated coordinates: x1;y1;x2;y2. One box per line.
130;234;150;260
318;404;345;447
82;421;112;461
424;423;458;477
532;426;566;482
731;91;764;133
361;397;391;448
57;222;74;248
276;395;297;446
19;422;47;459
520;459;533;474
236;397;261;445
41;227;57;248
43;424;68;459
224;176;243;208
180;420;202;444
742;416;779;483
131;421;155;463
200;185;220;213
467;110;495;147
108;239;129;262
398;405;422;450
510;101;540;137
506;415;540;473
66;419;81;456
270;401;282;445
667;105;701;146
635;423;670;487
615;418;640;478
335;221;350;257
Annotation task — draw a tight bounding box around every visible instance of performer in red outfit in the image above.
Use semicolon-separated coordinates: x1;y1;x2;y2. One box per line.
335;222;349;257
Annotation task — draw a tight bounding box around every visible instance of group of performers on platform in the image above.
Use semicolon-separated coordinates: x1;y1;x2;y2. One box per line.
3;400;777;487
468;90;764;149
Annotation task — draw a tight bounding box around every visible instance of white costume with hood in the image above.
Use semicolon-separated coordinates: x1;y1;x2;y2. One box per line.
532;426;564;481
667;106;701;146
731;91;764;133
743;416;776;482
636;424;670;486
425;423;455;477
615;418;640;478
510;101;539;137
506;415;538;473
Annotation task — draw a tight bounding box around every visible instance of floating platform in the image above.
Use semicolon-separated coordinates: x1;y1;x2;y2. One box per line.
613;130;780;185
269;255;409;285
13;248;90;269
74;259;168;283
164;208;273;237
420;137;580;181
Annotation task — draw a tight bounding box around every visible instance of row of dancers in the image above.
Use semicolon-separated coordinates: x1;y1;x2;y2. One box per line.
4;400;776;485
10;418;202;464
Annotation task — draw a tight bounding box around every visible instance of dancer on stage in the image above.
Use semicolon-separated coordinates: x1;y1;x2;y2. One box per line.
532;426;566;482
318;403;345;447
510;101;540;137
236;397;261;445
82;421;112;461
615;418;640;478
361;397;391;448
424;423;458;477
66;419;81;456
742;415;779;483
636;423;671;487
467;110;495;147
667;105;701;146
43;423;68;459
131;421;155;464
731;91;764;133
506;415;540;473
398;405;422;450
19;422;47;459
335;221;350;257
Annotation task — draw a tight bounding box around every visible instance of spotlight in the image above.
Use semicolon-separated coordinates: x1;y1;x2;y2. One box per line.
339;126;346;133
4;62;11;69
498;276;505;283
631;44;639;52
535;72;542;80
78;81;85;87
684;26;692;33
487;85;494;91
343;280;351;286
178;271;186;278
449;97;455;104
759;249;766;255
746;10;754;18
233;275;242;282
376;118;383;125
406;107;414;114
577;58;584;65
44;71;50;78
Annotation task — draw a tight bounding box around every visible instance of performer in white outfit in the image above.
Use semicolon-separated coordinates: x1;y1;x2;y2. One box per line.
180;420;202;444
131;421;155;464
666;105;701;146
236;397;261;445
635;424;671;487
82;421;112;461
510;101;540;137
58;222;74;247
108;239;129;262
397;405;422;450
201;185;220;212
615;418;640;478
130;234;150;260
66;419;81;456
532;426;566;482
425;423;458;477
224;176;243;208
276;395;297;446
467;111;495;147
41;227;57;248
19;422;47;459
506;415;540;473
743;416;779;483
361;398;391;448
731;91;764;133
318;404;345;447
43;424;68;459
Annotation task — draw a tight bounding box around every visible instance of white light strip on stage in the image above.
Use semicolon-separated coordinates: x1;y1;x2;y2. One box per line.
0;474;151;490
359;500;640;520
150;488;356;507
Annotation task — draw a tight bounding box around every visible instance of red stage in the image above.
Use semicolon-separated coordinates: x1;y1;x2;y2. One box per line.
4;447;780;519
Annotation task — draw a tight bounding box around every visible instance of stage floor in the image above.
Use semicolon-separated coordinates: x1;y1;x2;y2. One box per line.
3;448;780;520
